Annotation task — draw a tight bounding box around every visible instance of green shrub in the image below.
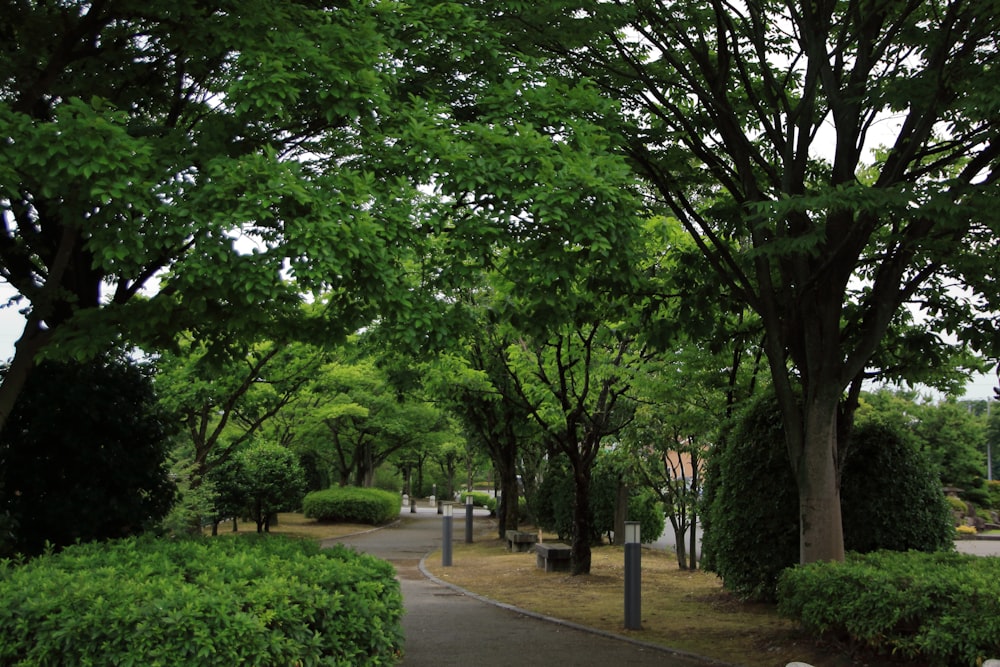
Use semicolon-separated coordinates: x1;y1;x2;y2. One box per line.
460;491;497;513
987;481;1000;510
777;550;1000;666
840;418;954;554
303;486;400;524
702;390;954;601
0;535;403;666
1;356;176;556
700;392;799;601
946;494;968;514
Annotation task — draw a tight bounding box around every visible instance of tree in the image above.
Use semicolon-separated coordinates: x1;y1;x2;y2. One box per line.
486;0;1000;563
156;338;322;477
281;354;457;489
502;319;647;574
0;355;175;556
211;442;306;533
0;0;445;433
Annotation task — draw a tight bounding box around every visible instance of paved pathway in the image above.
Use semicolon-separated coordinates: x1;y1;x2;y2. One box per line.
323;507;724;667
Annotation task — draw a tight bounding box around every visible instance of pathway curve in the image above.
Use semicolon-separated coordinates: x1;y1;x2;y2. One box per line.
323;507;723;667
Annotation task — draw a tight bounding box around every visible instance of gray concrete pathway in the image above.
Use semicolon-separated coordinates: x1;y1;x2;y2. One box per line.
323;507;725;667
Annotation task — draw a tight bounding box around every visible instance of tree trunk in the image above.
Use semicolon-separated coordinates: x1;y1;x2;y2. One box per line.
0;320;48;435
570;464;593;575
674;525;688;569
613;480;627;546
496;457;520;539
688;510;698;570
794;397;845;563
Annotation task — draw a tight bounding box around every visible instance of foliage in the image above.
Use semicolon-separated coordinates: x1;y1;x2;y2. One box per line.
209;442;306;533
485;0;1000;565
0;356;175;557
535;452;663;545
0;535;402;666
280;349;458;490
860;391;989;504
700;392;799;601
703;390;954;601
460;491;497;513
840;418;954;554
303;487;400;525
777;551;1000;667
159;456;218;536
946;495;969;514
0;0;446;433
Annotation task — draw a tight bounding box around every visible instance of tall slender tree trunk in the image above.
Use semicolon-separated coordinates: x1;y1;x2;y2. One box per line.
570;463;593;575
794;397;845;563
496;457;520;539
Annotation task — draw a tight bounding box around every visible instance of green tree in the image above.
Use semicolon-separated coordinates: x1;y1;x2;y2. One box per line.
0;355;175;556
0;0;443;432
502;319;647;574
282;354;457;490
156;338;322;477
213;442;306;533
485;0;1000;563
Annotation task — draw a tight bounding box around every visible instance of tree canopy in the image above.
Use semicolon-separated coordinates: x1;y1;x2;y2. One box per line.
476;0;1000;562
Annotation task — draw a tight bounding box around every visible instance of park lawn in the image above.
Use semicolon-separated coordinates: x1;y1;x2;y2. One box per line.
203;512;374;541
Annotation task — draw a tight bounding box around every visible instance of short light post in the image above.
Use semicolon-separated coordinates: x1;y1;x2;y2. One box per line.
442;503;454;567
624;521;641;630
464;494;474;544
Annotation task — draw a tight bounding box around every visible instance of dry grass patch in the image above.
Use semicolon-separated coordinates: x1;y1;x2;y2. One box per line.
203;512;375;542
425;533;916;667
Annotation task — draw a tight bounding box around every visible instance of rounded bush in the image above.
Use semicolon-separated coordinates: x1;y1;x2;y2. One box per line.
700;392;799;601
303;486;400;524
0;535;403;665
840;418;953;554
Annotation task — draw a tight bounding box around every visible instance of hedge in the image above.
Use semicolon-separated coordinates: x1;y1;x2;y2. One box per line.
303;487;400;525
777;550;1000;666
459;491;496;512
0;535;403;666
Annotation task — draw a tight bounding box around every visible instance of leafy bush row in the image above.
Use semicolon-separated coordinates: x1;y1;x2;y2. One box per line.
0;536;403;666
303;486;400;524
777;550;1000;667
460;491;496;512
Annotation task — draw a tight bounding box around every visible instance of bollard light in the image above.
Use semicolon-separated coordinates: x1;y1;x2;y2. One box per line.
624;521;641;630
442;503;454;566
465;494;474;544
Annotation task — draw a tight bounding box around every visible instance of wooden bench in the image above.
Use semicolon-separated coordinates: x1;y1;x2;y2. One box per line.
505;530;538;553
535;543;572;572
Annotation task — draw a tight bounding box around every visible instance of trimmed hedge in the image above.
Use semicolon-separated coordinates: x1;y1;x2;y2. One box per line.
303;486;400;525
460;491;497;512
777;550;1000;666
0;535;403;666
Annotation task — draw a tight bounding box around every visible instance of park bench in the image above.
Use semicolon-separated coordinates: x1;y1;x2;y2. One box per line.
535;543;572;572
505;530;538;553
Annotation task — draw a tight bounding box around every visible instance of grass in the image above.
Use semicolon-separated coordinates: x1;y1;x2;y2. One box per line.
202;512;375;541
